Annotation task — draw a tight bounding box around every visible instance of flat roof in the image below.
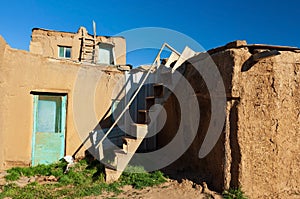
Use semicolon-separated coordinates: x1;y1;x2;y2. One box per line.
208;40;300;54
31;27;125;39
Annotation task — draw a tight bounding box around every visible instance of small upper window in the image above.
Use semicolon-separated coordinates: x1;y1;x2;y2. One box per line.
58;46;71;58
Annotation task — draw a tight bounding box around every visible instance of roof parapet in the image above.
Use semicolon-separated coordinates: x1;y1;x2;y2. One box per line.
208;40;300;55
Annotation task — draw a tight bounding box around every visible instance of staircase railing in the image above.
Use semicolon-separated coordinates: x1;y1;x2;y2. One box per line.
95;43;181;158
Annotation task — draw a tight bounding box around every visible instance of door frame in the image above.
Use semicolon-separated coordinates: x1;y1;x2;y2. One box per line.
31;93;67;166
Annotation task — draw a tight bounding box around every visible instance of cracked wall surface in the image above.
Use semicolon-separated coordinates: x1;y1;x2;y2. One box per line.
231;47;300;199
159;41;300;199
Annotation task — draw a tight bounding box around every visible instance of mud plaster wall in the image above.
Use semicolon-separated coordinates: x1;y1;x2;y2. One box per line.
230;48;300;199
30;28;126;65
0;36;125;169
159;51;233;191
159;46;300;199
0;36;7;168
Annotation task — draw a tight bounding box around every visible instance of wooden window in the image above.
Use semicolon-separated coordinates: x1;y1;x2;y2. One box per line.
98;43;115;65
58;46;71;58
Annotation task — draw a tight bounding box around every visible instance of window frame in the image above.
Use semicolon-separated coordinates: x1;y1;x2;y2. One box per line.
58;46;72;59
97;43;116;65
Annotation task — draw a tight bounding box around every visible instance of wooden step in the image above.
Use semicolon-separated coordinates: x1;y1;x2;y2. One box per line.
83;50;94;53
145;96;155;110
104;163;117;170
122;135;136;142
105;167;122;183
83;52;94;55
114;148;126;155
84;44;95;48
113;149;129;171
130;123;148;138
122;136;143;153
145;96;155;99
81;37;96;41
82;53;94;56
105;129;146;182
153;84;164;98
138;110;151;124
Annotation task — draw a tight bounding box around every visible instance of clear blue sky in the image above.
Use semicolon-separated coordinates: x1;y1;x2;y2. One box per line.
0;0;299;66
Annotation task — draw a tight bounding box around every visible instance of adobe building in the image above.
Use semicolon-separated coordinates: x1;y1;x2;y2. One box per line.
160;41;300;199
30;27;126;65
0;27;128;168
0;25;299;199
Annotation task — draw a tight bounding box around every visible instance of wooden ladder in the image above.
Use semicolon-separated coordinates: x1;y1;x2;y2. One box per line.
81;33;97;63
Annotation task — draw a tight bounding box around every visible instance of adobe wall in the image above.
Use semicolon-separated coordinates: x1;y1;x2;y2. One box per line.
29;27;126;65
158;50;233;191
159;42;300;198
229;47;300;199
0;36;125;169
0;36;7;169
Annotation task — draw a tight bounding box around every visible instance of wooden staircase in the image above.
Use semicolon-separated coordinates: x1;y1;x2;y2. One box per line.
104;80;169;182
99;44;196;183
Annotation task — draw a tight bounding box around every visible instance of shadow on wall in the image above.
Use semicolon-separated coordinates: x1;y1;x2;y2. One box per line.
158;65;225;190
71;60;240;193
229;100;241;189
158;61;241;192
72;71;154;158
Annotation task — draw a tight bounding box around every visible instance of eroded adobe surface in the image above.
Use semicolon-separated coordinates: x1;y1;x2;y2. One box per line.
159;41;300;199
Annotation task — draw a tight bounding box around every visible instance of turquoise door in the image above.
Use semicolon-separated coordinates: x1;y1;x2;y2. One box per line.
31;94;67;166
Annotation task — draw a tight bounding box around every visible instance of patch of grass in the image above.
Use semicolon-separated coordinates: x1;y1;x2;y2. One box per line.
120;166;167;189
5;160;67;181
223;188;248;199
4;171;19;181
0;181;122;199
0;161;167;198
124;165;147;173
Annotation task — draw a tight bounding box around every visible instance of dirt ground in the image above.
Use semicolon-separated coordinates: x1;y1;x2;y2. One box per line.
0;170;223;199
85;179;223;199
